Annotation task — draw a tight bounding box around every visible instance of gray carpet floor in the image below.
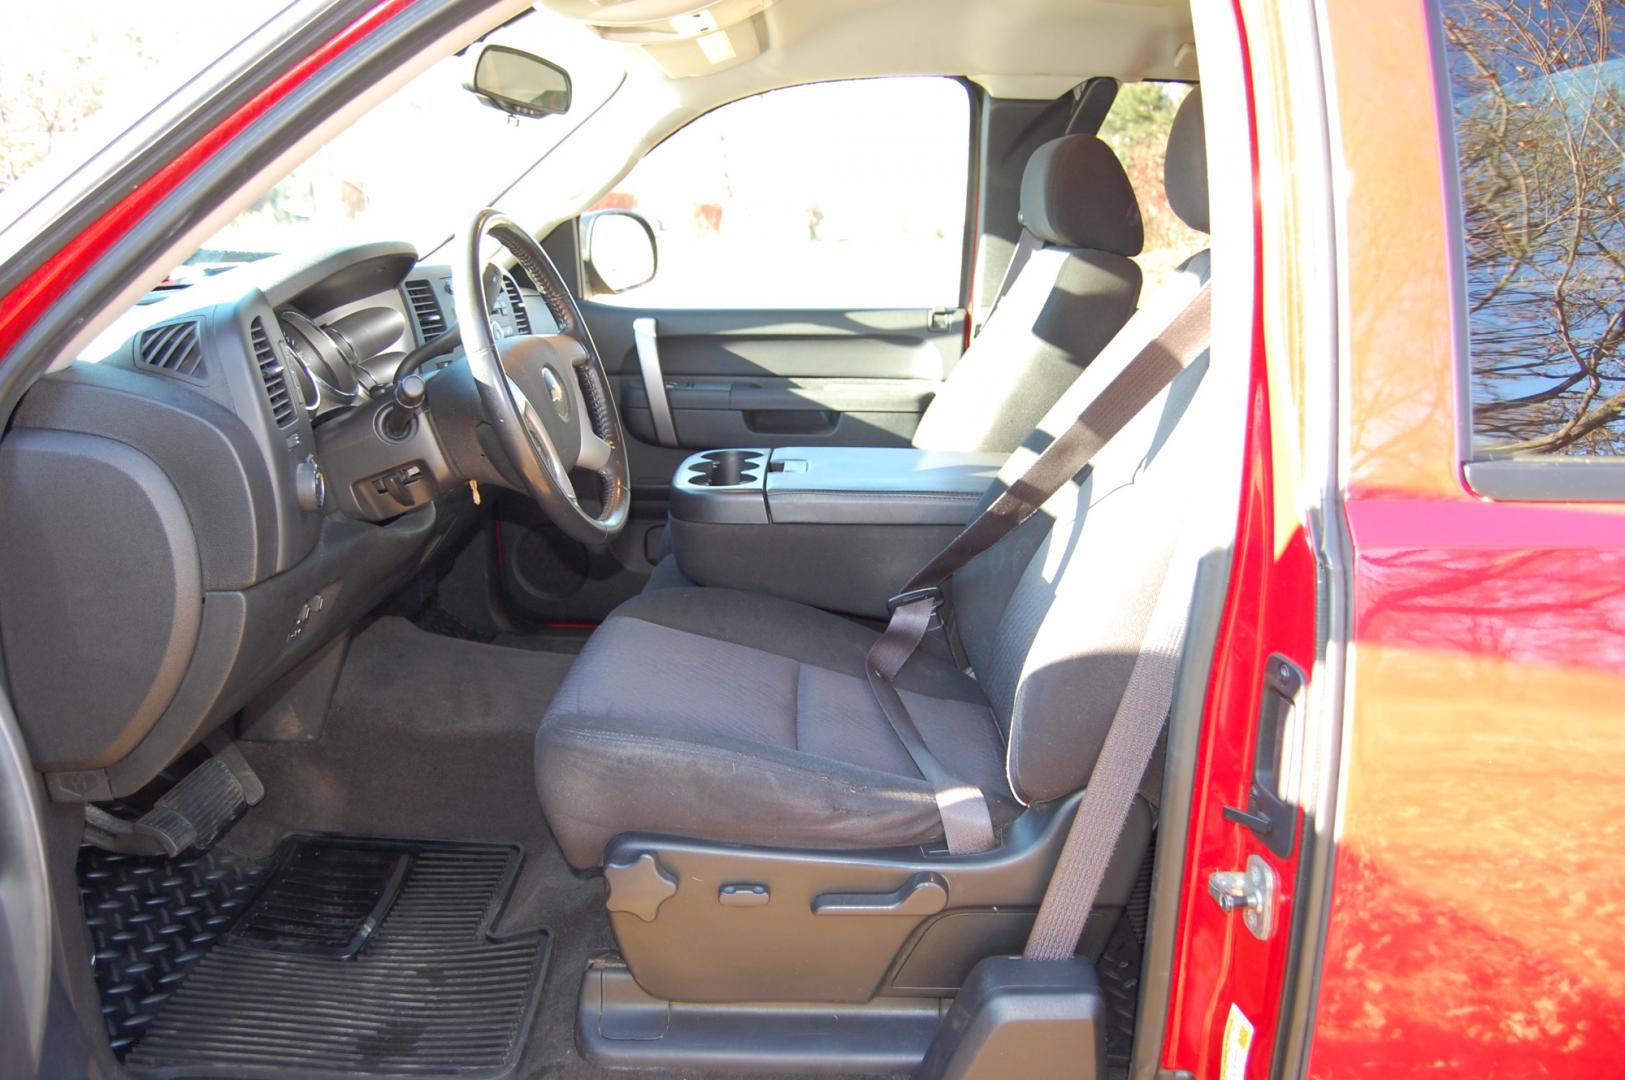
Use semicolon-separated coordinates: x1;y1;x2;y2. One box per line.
221;616;882;1079
224;617;616;1078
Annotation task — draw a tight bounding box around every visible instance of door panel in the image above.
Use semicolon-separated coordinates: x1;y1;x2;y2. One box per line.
582;300;962;459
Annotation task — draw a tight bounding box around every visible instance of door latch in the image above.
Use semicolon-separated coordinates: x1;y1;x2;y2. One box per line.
1207;853;1279;941
927;307;963;331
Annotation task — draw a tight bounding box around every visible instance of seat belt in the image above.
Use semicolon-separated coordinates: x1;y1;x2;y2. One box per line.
1024;531;1200;960
865;282;1212;855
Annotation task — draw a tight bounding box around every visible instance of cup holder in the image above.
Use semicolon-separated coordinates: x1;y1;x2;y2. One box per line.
688;449;766;488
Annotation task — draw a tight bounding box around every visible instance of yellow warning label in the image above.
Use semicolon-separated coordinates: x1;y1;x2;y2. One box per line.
1220;1002;1255;1080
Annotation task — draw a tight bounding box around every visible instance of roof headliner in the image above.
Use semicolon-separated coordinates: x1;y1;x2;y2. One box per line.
539;0;1198;101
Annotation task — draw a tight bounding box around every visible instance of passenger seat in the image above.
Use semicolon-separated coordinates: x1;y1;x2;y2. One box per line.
537;88;1218;867
909;133;1144;453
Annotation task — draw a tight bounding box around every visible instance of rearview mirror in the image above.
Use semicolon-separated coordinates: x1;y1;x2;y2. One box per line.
466;45;571;119
582;210;658;294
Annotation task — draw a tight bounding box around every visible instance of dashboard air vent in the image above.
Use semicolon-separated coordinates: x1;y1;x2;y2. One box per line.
502;274;533;334
136;321;206;378
404;278;447;341
250;317;297;427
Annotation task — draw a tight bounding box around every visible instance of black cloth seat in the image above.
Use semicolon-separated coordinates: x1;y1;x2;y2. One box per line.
534;586;1021;868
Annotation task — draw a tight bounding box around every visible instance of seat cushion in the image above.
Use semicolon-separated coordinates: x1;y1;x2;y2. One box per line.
535;587;1020;868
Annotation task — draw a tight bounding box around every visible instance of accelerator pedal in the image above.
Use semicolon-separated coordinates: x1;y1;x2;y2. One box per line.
85;740;263;857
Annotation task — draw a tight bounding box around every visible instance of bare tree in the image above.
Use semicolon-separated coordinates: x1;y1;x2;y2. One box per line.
1444;0;1625;455
0;28;157;193
0;67;101;188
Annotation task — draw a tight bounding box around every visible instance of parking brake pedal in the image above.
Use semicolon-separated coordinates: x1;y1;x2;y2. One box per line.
84;741;264;857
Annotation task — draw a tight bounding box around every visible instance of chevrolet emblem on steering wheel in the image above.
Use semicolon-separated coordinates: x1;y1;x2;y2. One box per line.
540;366;570;421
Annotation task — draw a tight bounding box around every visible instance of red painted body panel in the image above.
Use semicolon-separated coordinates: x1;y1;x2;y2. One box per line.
1159;3;1321;1074
1307;0;1625;1075
1310;495;1625;1076
0;0;413;363
1159;368;1319;1078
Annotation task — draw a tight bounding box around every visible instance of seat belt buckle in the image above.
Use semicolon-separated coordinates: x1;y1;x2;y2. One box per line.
886;587;945;631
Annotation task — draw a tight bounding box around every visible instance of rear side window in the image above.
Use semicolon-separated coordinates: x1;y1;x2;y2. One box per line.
1097;82;1205;295
1438;1;1624;458
583;77;971;310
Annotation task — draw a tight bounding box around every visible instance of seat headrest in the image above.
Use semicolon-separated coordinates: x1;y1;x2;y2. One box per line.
1019;134;1143;256
1164;88;1208;233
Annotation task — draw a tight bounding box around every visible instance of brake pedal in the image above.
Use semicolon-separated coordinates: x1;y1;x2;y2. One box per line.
84;742;264;857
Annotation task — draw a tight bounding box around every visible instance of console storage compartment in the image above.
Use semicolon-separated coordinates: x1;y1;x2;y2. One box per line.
668;446;1004;617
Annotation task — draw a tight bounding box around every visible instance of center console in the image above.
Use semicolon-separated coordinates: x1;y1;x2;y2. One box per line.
668;446;1005;617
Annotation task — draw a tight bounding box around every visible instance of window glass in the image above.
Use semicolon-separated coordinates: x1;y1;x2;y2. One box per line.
1439;0;1624;457
585;78;971;309
1098;82;1206;295
0;1;286;196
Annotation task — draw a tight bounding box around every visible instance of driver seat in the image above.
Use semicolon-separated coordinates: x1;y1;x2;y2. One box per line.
536;89;1214;870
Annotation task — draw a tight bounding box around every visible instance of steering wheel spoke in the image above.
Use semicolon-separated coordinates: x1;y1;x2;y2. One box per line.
579;428;614;473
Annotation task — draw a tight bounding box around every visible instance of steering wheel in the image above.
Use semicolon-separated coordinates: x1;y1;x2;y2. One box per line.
453;208;630;545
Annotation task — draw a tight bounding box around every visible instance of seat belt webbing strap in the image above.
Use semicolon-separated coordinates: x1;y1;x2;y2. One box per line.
903;282;1212;594
865;594;997;854
864;282;1212;857
1023;536;1201;960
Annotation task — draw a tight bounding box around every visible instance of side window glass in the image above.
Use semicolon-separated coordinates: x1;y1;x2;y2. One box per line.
584;77;971;309
1439;1;1624;457
1098;82;1206;294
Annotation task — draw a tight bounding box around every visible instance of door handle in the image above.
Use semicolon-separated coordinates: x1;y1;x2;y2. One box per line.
631;317;677;447
811;873;948;917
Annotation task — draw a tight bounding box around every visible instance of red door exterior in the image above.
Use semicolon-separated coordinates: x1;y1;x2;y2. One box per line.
1162;1;1625;1076
1308;2;1625;1075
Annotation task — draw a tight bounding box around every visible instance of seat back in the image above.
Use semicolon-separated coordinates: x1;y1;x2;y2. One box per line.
911;134;1144;454
951;89;1213;806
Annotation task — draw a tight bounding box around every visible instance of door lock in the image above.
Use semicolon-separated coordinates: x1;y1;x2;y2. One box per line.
1207;853;1279;941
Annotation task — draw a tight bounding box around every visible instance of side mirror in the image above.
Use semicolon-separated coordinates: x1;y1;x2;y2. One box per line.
581;210;658;294
466;45;571;119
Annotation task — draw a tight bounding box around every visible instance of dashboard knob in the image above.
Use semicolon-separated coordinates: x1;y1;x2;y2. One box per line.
295;456;326;512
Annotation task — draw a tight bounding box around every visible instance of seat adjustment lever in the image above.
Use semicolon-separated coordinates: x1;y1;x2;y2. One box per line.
811;872;947;917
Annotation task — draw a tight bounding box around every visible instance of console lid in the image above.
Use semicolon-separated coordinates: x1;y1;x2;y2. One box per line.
764;447;1002;525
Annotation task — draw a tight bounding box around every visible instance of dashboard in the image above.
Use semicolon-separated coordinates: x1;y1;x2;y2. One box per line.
274;254;542;423
0;241;550;804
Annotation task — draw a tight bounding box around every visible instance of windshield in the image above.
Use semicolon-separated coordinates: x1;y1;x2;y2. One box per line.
182;15;623;277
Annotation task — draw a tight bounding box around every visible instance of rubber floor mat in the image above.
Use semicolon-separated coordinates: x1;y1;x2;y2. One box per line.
82;835;550;1079
227;838;412;958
